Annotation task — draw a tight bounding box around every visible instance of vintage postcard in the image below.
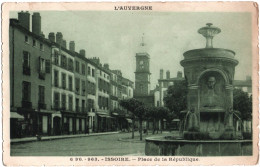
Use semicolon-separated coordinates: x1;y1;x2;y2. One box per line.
2;2;259;166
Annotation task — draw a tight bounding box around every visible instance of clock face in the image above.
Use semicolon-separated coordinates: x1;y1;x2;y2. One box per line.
140;65;144;69
139;60;144;65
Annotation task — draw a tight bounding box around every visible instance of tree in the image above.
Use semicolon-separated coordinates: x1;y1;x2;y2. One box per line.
134;105;149;140
157;107;170;133
146;106;159;134
164;80;188;118
119;98;143;139
233;88;252;120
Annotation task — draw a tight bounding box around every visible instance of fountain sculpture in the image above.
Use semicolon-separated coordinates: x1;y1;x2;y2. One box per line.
145;24;252;156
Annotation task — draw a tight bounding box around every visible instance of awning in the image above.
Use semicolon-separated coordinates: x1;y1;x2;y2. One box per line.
10;112;24;119
126;118;132;123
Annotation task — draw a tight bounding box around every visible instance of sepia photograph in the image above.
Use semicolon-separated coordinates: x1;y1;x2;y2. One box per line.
2;2;258;166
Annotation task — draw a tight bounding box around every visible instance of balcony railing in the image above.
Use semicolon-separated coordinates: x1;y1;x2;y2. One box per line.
39;71;45;80
23;66;31;75
22;100;32;108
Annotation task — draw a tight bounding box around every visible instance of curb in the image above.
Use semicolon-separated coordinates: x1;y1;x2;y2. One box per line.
11;131;120;144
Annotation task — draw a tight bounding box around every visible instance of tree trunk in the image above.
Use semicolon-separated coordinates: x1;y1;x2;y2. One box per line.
153;119;155;134
161;119;163;133
132;118;135;139
139;120;143;141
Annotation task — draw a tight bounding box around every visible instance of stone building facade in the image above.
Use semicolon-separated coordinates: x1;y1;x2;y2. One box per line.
9;11;135;138
10;13;52;138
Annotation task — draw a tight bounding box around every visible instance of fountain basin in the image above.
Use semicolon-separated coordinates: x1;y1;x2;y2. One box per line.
145;137;252;156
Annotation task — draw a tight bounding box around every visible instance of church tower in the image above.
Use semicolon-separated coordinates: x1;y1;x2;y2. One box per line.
134;34;151;96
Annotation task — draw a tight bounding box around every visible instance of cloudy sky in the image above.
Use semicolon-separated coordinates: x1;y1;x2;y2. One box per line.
10;11;252;89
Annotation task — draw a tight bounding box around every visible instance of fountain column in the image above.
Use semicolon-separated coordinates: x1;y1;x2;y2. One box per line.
180;23;239;139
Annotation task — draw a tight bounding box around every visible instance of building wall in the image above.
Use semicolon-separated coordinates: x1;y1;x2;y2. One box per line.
51;47;75;111
74;55;87;113
10;25;52;111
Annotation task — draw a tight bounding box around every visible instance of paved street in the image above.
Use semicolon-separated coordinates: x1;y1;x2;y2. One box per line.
11;132;171;156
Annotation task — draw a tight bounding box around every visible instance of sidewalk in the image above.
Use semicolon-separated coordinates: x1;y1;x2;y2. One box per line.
11;131;120;144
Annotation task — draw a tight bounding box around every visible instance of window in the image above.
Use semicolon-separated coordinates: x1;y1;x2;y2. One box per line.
75;61;79;73
82;63;85;75
76;98;79;112
92;69;95;77
38;86;45;103
54;92;60;110
88;99;94;110
45;60;51;73
68;59;73;71
54;50;59;65
82;100;85;112
54;70;59;87
88;67;91;75
69;76;73;91
75;78;80;94
69;95;73;111
100;71;102;76
22;81;31;101
61;55;67;69
61;94;66;110
33;39;36;47
39;57;45;73
62;73;66;89
82;80;86;95
23;51;30;75
40;43;44;51
25;35;29;43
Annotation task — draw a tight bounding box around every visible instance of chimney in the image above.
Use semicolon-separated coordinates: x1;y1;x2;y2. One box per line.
104;63;109;69
80;49;86;57
166;70;170;79
32;12;41;35
177;71;182;78
91;57;100;65
18;11;30;30
48;32;55;42
56;32;63;45
69;41;75;52
62;40;67;49
160;69;164;79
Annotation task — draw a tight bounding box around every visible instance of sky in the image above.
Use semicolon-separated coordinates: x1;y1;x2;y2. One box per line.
10;11;252;89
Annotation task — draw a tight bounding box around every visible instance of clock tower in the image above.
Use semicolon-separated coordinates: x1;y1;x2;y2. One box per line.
134;34;151;96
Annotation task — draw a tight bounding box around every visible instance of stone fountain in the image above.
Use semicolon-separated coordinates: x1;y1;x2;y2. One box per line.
145;24;252;156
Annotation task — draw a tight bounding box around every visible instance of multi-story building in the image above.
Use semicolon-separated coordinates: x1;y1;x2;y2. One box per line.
85;58;97;132
10;11;136;138
88;58;111;132
10;12;52;138
49;32;88;135
50;33;75;135
155;70;184;107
